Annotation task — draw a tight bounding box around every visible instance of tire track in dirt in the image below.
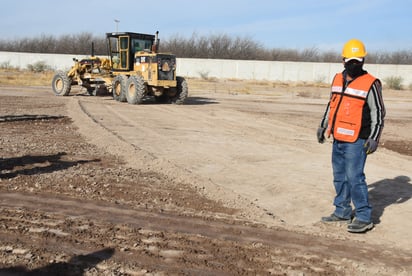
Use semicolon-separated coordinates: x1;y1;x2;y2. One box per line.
1;191;411;274
72;96;305;217
67;96;276;225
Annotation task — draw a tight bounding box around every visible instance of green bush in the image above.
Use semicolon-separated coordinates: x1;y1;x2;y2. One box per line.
0;61;18;70
384;76;403;90
27;61;51;72
198;70;210;80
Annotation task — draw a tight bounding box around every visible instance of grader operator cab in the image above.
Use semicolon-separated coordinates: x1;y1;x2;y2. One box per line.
51;31;188;105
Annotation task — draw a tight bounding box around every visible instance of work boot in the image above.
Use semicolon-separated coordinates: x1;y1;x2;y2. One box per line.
347;218;374;233
321;213;351;223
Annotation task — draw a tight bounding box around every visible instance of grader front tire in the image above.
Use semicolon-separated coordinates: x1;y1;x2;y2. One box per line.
112;75;127;102
51;71;71;96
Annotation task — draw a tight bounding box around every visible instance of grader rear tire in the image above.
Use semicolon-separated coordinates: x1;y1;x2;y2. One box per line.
171;76;188;104
126;75;146;104
51;71;71;96
112;75;127;102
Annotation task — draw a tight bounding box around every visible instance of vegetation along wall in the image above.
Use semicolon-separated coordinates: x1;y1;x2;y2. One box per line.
1;51;412;88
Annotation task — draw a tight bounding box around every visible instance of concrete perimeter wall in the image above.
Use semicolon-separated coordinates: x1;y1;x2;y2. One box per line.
1;51;412;86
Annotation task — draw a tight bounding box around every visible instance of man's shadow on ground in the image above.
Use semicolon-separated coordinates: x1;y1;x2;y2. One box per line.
369;175;412;224
0;248;114;275
0;152;100;179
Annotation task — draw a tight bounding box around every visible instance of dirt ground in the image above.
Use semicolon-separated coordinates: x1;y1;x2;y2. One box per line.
0;79;411;275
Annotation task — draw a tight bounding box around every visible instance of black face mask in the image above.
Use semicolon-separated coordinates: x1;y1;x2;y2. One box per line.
344;60;364;78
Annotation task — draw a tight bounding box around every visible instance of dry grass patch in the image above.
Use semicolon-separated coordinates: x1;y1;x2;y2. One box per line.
1;70;332;99
0;69;54;86
187;77;329;96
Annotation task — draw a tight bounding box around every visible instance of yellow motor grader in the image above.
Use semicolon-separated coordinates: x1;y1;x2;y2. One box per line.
51;31;188;104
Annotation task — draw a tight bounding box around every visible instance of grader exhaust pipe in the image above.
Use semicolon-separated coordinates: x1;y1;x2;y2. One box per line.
152;31;159;53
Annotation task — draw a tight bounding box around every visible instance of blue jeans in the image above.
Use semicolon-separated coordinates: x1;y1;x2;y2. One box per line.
331;138;371;222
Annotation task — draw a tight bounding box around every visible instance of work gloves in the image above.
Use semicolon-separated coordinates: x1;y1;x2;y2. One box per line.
317;127;326;144
364;138;378;154
317;127;378;154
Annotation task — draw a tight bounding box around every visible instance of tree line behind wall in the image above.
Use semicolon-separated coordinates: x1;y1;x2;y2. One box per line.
1;32;411;65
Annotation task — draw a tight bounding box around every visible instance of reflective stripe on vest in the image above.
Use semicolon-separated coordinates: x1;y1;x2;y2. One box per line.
327;73;376;142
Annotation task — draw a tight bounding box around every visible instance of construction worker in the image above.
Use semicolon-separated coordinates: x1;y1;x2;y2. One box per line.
317;39;386;233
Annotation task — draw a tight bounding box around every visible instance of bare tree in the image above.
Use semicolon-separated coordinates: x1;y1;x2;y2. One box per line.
0;32;411;64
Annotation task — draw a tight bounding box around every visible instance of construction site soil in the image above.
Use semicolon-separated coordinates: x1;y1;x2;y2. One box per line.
0;79;411;275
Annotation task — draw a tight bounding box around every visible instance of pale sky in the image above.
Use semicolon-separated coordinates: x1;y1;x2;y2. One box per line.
1;0;411;52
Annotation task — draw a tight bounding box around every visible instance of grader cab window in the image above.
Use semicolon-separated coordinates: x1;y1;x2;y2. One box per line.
131;39;153;53
107;33;156;71
119;36;129;69
108;37;120;69
132;40;143;52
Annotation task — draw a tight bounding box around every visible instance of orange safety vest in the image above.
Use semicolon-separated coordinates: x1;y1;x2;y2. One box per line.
326;73;376;142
